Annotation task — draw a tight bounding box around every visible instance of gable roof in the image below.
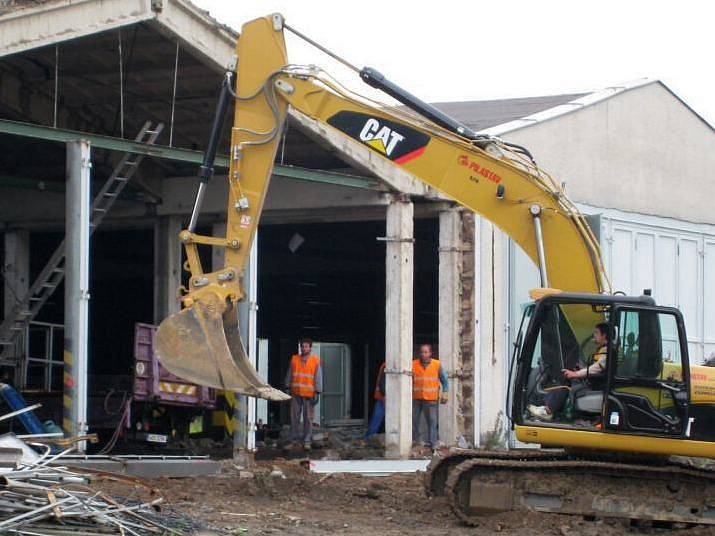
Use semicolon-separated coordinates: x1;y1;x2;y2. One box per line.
457;79;715;136
431;93;588;132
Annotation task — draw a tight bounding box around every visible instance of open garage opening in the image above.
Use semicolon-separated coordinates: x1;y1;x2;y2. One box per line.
259;217;438;435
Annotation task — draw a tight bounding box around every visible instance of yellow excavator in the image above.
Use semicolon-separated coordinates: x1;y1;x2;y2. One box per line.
155;14;715;526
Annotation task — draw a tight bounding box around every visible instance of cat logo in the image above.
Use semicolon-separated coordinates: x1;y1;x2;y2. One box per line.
359;118;405;157
327;111;430;165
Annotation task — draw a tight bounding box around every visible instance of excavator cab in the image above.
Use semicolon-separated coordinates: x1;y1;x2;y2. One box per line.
511;292;691;442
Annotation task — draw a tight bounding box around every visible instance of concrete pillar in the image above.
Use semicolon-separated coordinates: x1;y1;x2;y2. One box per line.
384;195;414;459
153;216;183;324
212;222;256;464
63;140;91;450
3;229;30;319
475;220;509;448
438;208;462;446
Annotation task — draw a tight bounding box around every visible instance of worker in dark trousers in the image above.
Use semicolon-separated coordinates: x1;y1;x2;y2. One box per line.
412;344;449;450
365;361;386;440
285;337;322;449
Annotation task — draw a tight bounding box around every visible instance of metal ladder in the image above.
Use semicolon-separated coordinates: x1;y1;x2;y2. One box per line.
0;121;165;365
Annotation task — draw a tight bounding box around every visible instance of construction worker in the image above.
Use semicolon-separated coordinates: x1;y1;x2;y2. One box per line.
528;322;609;421
412;344;448;449
284;337;322;449
364;361;386;440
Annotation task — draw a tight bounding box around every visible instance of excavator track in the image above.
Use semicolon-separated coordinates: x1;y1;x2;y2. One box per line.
443;455;715;527
425;449;568;496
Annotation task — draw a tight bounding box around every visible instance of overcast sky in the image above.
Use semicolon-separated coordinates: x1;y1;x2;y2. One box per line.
192;0;714;127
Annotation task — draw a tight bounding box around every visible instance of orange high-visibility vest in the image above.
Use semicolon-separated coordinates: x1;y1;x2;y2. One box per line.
290;354;320;397
412;358;441;401
374;362;386;401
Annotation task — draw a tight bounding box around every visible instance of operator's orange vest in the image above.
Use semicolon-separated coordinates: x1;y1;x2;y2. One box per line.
289;354;320;398
374;362;386;401
412;358;441;401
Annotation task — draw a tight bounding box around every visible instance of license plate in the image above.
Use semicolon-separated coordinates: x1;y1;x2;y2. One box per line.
146;433;168;444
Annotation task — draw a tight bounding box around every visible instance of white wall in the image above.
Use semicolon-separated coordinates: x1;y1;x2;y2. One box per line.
502;82;715;225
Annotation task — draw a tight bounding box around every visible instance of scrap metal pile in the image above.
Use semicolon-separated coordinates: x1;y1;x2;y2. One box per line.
0;434;204;535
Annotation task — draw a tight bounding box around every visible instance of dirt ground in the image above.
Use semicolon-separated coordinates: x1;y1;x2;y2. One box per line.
139;460;715;535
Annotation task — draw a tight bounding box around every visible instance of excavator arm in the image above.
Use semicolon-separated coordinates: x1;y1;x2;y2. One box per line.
155;14;610;397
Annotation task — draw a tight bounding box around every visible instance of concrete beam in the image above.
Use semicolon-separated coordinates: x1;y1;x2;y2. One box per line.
0;0;154;58
0;0;237;72
289;108;435;197
63;140;91;451
157;175;387;218
2;229;30;320
153;216;183;323
152;0;237;73
384;195;414;459
438;208;462;446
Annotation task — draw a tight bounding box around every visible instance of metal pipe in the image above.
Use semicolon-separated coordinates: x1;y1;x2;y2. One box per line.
187;182;206;232
530;204;549;287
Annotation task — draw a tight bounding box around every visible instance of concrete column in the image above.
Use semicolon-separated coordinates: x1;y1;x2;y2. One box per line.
212;222;256;464
3;229;30;319
153;216;183;324
438;208;462;446
63;140;91;450
475;220;509;448
384;195;414;459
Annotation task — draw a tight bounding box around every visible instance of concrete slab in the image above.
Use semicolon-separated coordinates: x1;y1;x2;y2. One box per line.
308;459;429;476
52;455;221;478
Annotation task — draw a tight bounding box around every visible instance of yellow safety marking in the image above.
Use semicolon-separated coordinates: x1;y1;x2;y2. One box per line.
159;382;198;396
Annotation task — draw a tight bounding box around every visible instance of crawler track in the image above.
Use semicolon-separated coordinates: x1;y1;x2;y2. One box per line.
442;455;715;526
424;449;567;496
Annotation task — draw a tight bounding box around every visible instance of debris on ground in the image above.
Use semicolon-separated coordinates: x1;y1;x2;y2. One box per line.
258;424;386;461
0;433;211;535
144;459;715;536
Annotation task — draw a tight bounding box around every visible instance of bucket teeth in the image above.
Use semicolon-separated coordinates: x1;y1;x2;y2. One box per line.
155;296;290;401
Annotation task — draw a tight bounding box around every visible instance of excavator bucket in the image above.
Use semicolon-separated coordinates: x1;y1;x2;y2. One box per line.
155;297;290;401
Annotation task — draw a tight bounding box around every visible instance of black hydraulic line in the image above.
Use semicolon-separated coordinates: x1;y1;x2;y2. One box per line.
360;67;489;143
198;75;232;185
285;20;539;162
188;74;233;232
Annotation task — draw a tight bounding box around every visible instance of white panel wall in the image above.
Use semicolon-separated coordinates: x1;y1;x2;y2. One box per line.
704;241;715;360
504;210;715;371
602;216;713;364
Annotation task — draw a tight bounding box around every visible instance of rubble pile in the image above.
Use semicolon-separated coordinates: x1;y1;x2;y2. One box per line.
0;433;206;535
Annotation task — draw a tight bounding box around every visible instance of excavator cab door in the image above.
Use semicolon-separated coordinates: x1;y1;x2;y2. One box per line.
604;305;690;437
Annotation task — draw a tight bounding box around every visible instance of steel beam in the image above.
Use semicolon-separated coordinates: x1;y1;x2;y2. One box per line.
0;118;224;165
0;119;380;190
63;140;91;451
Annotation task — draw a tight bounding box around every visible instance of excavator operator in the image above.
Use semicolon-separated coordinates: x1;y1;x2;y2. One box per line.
528;322;609;421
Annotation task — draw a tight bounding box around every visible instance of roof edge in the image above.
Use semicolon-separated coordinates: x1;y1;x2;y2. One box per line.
478;78;657;136
479;78;715;137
